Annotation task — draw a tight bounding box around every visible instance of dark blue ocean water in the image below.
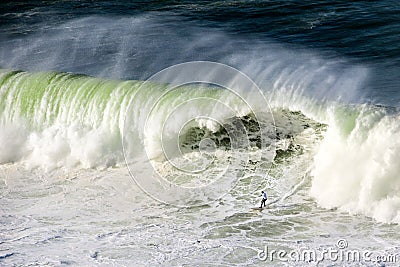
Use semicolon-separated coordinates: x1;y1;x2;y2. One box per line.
0;1;399;106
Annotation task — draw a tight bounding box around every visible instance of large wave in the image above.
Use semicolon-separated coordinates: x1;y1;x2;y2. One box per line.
1;67;399;223
1;14;399;223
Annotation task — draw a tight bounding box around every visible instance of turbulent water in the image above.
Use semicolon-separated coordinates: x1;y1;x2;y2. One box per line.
1;1;400;266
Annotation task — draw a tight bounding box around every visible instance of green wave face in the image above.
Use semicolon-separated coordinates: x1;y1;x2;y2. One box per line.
0;69;141;129
0;70;143;167
0;69;241;168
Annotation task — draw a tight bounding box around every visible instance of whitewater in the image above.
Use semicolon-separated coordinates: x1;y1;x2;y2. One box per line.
1;4;400;266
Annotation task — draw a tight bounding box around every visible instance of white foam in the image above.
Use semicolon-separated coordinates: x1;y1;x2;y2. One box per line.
311;106;400;223
0;123;28;163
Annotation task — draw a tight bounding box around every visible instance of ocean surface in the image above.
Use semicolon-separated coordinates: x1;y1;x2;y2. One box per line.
1;1;400;266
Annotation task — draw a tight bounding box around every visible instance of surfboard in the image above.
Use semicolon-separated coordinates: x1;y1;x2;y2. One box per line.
251;207;265;211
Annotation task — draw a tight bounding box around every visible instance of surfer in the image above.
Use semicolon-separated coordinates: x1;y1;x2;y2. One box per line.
260;191;267;208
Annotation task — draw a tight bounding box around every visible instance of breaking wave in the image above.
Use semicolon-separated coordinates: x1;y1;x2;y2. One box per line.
0;67;399;223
